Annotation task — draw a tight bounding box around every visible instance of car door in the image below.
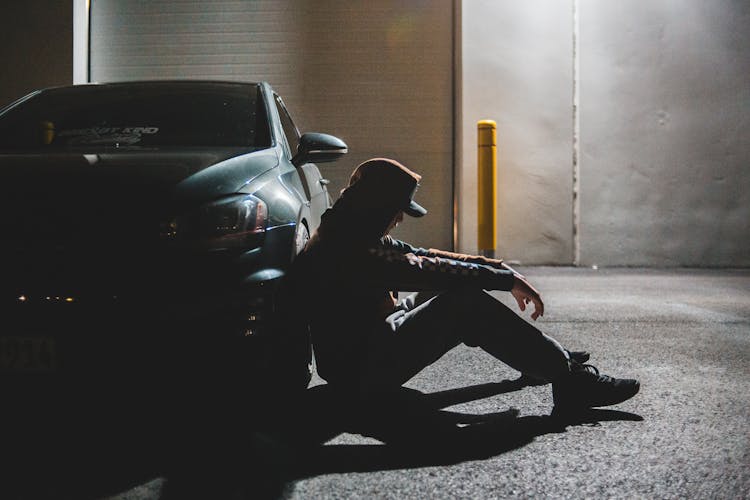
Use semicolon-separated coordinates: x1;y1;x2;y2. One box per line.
273;94;331;229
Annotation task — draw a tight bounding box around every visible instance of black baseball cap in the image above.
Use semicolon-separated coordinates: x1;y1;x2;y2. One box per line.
347;158;427;217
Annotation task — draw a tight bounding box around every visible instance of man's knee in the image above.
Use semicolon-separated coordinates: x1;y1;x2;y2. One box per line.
431;288;515;319
430;288;490;310
427;289;510;346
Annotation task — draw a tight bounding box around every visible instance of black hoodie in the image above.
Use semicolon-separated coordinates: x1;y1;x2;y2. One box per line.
280;197;516;387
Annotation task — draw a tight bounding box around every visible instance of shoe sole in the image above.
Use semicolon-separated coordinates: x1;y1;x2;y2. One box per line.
553;380;640;415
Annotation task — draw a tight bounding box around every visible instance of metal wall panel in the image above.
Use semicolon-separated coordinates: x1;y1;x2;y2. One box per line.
1;0;73;106
90;0;454;250
298;1;454;250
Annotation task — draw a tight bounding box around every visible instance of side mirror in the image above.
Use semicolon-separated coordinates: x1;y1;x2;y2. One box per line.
292;132;348;167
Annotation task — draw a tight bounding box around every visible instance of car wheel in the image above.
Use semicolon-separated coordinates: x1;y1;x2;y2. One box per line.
294;221;310;255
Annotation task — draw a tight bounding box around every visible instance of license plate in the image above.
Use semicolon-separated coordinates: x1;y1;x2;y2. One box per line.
0;336;57;373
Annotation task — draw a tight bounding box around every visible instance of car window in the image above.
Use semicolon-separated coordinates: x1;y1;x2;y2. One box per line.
274;95;300;158
0;83;271;150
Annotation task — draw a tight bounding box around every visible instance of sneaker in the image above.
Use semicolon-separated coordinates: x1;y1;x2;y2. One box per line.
567;350;591;364
552;362;640;414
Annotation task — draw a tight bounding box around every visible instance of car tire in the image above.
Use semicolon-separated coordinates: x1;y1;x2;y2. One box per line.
294;221;310;255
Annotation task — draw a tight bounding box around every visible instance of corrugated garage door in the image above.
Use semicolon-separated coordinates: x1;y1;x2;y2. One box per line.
90;0;454;249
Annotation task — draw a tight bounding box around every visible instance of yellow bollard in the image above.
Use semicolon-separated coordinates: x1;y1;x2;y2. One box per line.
477;120;497;256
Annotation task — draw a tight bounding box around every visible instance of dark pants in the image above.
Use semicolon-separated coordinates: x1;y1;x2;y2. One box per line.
359;289;571;393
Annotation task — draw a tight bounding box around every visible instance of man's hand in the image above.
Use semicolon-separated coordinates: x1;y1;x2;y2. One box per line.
510;272;544;320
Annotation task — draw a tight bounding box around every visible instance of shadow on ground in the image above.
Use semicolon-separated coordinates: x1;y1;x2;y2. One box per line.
3;379;642;500
271;381;643;479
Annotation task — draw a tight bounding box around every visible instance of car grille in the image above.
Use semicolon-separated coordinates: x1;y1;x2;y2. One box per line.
0;165;237;300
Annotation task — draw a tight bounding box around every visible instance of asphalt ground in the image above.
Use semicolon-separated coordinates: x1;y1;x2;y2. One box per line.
4;267;749;499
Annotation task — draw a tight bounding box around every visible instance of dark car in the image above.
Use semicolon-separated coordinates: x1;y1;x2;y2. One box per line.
0;81;347;426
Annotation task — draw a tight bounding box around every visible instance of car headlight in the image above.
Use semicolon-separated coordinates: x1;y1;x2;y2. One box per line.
161;194;268;250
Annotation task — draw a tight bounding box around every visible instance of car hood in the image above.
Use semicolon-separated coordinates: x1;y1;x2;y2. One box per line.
0;147;280;246
0;147;277;197
0;147;280;295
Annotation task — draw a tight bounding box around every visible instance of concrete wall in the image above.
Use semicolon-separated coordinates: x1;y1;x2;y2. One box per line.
460;0;750;266
578;0;750;266
459;0;575;264
0;0;73;107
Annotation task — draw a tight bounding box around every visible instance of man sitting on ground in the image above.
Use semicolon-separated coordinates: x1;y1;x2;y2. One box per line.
283;158;640;416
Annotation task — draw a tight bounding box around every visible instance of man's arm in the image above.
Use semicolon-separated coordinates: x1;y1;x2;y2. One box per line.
423;248;526;277
364;246;515;291
378;237;542;319
382;236;523;275
421;248;543;317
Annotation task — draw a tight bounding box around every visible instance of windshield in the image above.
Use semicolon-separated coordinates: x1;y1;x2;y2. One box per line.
0;82;271;150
